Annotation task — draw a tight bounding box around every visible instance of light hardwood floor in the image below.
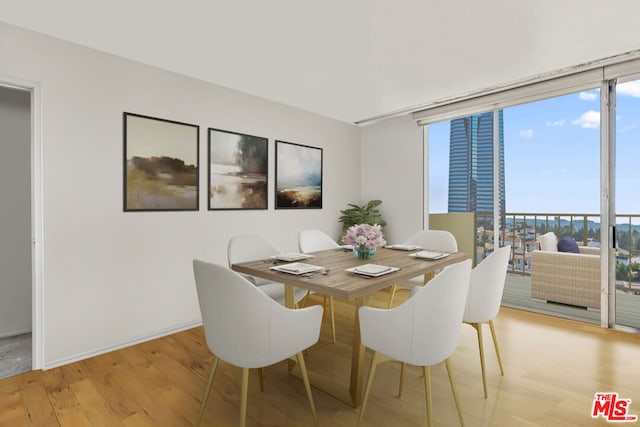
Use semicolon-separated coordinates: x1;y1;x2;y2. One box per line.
1;289;639;426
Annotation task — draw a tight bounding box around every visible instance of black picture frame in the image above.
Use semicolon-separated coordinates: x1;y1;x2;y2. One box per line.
208;128;268;210
275;140;323;209
123;112;200;211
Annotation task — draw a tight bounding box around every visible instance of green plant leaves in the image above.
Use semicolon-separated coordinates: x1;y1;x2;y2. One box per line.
338;199;387;233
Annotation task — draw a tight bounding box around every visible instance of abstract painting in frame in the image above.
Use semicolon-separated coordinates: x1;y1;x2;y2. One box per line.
208;128;268;210
275;140;323;209
123;112;199;211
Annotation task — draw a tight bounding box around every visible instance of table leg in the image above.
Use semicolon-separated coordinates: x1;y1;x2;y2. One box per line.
423;271;435;285
284;283;295;309
284;283;297;371
349;295;369;408
286;289;370;408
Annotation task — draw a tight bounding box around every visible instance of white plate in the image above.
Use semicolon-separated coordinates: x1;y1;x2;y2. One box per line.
345;264;399;277
410;251;450;260
270;262;323;275
386;244;421;251
273;253;313;262
337;245;354;251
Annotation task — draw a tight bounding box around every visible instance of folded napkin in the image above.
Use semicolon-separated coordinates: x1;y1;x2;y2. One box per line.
411;251;449;260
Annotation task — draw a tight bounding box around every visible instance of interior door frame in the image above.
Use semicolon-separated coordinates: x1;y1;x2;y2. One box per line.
1;75;43;370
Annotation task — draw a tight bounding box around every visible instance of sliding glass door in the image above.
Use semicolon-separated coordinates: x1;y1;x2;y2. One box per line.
427;88;604;323
614;77;640;329
422;57;640;331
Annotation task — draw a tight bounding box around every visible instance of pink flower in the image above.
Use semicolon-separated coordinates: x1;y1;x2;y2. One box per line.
341;223;386;249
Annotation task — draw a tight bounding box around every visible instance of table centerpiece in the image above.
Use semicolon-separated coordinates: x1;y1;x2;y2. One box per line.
342;223;386;260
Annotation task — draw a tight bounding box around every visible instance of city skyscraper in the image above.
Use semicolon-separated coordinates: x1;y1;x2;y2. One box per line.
448;111;505;214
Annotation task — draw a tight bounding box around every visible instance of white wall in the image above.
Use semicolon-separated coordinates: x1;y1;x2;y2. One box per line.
0;85;32;338
360;115;423;243
0;22;361;367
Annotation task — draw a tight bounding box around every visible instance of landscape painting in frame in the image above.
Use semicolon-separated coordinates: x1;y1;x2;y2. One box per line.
275;141;322;209
208;128;268;210
123;113;199;211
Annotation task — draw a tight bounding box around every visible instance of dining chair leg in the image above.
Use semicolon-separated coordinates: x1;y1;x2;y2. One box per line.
444;358;464;427
196;356;219;427
489;320;505;376
329;296;336;343
445;358;464;427
240;368;249;427
296;352;319;427
387;285;398;308
472;322;488;398
257;368;265;392
422;365;433;427
398;362;405;397
358;351;380;427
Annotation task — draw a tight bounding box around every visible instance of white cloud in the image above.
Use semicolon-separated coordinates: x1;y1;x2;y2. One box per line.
579;91;598;101
519;129;534;138
572;110;600;129
545;119;566;127
618;81;640;97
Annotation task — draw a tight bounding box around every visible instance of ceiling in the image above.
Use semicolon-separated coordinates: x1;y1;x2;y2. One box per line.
2;0;640;124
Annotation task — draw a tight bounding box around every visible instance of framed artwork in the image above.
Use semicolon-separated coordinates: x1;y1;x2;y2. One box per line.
123;112;199;211
275;140;323;209
208;128;268;210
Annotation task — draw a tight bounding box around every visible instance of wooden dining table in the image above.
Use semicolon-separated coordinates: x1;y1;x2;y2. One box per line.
231;246;469;408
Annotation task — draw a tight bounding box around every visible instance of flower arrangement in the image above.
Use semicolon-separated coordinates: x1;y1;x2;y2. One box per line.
342;223;386;254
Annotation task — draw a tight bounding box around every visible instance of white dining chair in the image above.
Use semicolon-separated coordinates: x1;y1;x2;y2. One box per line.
463;245;510;398
227;234;307;306
193;260;322;427
298;229;338;343
387;229;458;308
358;259;472;427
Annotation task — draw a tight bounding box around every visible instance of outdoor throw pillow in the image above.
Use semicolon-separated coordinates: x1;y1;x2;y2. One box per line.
539;232;558;252
557;236;579;253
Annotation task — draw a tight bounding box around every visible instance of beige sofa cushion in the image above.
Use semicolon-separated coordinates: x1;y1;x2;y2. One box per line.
539;232;558;252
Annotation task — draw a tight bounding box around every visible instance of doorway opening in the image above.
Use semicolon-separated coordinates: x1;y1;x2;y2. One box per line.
0;78;42;377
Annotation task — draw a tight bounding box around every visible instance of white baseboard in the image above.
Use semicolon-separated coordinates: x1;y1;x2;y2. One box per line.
43;319;202;370
0;329;32;340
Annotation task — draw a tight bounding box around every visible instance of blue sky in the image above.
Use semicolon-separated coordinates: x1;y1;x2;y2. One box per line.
429;80;640;215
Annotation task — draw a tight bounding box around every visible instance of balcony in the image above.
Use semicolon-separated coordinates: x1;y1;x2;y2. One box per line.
472;212;640;328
